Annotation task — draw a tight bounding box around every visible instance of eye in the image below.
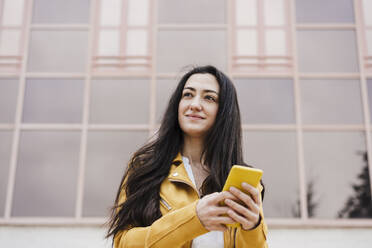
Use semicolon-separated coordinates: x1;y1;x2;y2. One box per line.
205;95;216;102
183;92;193;98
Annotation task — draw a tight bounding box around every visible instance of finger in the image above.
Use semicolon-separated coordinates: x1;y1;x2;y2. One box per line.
225;198;258;220
222;191;240;202
241;183;260;204
227;209;255;230
209;192;227;205
212;216;236;225
210;206;231;215
229;187;259;213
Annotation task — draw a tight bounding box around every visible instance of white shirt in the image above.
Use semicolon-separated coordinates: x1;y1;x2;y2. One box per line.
182;156;224;248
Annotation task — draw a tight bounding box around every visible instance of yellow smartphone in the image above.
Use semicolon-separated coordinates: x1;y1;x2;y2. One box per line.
222;165;263;228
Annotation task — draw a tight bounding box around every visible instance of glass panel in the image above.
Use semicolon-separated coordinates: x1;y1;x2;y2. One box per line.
32;0;90;24
2;0;24;26
126;30;148;56
100;0;122;26
83;131;148;217
90;78;149;124
296;0;354;23
127;0;149;26
234;78;295;124
98;30;120;56
264;0;285;26
158;0;225;24
265;30;286;55
366;30;372;56
303;132;371;219
237;30;257;55
27;30;88;72
0;79;18;123
0;30;21;55
156;79;178;123
236;0;256;26
12;131;80;217
22;79;84;123
243;131;299;218
301;79;363;124
363;0;372;25
0;131;13;216
157;30;227;73
297;30;359;73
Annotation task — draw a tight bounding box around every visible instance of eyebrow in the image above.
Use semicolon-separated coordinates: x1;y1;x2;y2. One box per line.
183;86;219;95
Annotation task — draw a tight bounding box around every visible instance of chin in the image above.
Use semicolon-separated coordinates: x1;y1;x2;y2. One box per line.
181;128;206;138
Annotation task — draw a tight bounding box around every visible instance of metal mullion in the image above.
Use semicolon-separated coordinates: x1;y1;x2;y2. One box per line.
354;0;372;206
267;218;372;227
227;0;232;74
20;124;83;130
119;0;128;63
25;72;86;78
257;0;265;72
18;0;28;64
241;125;296;131
0;26;22;30
232;72;293;78
298;73;360;79
358;0;370;69
296;23;356;30
231;0;237;72
144;0;152;71
149;0;156;136
88;124;149;131
0;217;106;225
290;0;308;220
0;124;13;130
302;125;365;131
92;71;152;78
30;24;90;30
285;0;293;70
4;0;32;219
74;0;97;220
0;0;4;27
91;0;101;72
0;73;18;77
157;24;227;30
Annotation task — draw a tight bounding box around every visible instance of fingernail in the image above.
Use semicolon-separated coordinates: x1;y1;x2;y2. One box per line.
242;182;249;187
229;186;236;191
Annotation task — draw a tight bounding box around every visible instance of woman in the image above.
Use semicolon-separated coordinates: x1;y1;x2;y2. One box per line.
107;65;268;247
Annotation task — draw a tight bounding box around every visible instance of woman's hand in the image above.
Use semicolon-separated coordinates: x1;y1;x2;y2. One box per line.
196;192;235;232
224;182;262;230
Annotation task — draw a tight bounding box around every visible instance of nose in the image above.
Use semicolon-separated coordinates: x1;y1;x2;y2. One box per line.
190;96;202;111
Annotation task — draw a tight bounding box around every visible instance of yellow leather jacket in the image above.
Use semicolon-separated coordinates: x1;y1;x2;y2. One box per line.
114;153;268;248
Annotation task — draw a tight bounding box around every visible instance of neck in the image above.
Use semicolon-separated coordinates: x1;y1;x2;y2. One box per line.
181;135;204;165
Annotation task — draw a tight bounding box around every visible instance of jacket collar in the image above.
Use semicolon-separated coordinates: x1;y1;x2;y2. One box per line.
168;152;194;186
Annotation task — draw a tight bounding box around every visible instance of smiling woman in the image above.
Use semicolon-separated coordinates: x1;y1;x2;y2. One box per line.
178;73;220;140
106;65;268;248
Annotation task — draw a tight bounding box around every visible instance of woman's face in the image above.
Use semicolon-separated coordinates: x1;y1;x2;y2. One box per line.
178;73;220;139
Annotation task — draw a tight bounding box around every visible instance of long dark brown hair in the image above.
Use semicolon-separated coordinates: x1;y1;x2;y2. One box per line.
106;65;264;240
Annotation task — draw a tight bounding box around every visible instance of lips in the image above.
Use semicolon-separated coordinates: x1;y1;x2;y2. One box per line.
186;114;205;120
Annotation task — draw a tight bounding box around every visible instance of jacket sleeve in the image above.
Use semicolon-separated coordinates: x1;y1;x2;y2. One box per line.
234;184;268;248
113;191;209;248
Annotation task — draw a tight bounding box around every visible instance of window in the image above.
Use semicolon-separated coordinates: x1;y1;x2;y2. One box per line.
232;0;292;73
92;0;152;74
0;0;27;73
360;0;372;71
83;131;148;216
156;30;227;73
